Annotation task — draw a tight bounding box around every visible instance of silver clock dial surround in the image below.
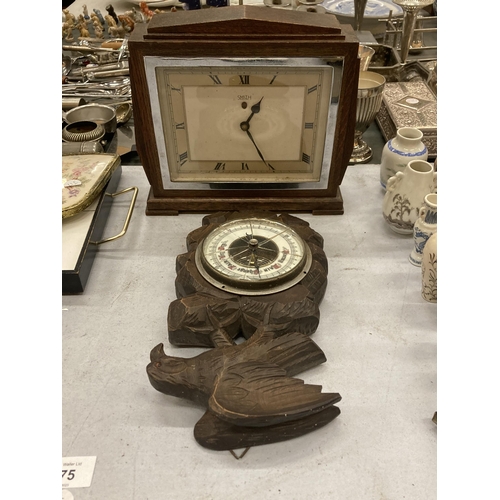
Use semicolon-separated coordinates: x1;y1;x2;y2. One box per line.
194;218;313;296
144;56;340;189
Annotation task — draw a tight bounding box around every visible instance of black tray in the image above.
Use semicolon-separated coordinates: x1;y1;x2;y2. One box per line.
62;165;122;294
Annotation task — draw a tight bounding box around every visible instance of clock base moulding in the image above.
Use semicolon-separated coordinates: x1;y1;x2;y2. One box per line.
143;187;345;216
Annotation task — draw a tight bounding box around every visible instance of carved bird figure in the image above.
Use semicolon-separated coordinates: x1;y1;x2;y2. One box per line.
147;325;341;449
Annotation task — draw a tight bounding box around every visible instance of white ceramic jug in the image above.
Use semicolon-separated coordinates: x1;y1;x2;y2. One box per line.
409;193;437;266
421;232;437;303
382;160;437;234
380;127;428;189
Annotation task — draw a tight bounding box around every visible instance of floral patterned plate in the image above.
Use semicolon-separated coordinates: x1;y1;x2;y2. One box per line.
322;0;403;17
62;154;120;219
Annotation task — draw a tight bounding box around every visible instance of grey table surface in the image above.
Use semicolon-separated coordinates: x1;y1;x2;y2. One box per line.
62;163;437;500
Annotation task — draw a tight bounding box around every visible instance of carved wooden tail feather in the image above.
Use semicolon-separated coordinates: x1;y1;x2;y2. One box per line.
194;406;341;451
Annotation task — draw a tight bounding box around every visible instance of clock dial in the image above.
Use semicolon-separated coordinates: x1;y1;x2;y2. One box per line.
195;218;313;295
155;64;333;183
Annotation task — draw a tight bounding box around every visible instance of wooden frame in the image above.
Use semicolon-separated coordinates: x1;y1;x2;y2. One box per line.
129;6;359;215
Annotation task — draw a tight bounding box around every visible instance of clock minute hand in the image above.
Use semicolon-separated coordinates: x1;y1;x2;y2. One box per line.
245;129;269;167
240;98;274;172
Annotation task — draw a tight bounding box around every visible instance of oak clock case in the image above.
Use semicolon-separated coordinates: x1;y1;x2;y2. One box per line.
128;6;360;215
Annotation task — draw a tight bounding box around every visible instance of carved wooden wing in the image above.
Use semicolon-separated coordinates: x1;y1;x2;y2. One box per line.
208;361;341;427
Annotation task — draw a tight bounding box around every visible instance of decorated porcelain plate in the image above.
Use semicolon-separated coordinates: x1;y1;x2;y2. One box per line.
128;0;261;6
322;0;403;18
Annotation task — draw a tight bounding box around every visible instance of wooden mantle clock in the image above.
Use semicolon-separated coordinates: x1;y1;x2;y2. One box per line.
129;6;359;215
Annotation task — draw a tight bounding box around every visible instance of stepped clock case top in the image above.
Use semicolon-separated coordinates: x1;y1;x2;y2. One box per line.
129;6;359;215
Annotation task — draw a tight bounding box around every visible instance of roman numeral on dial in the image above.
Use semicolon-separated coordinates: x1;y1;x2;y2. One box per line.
239;75;250;84
179;151;188;165
241;162;249;170
302;152;311;164
214;163;226;171
209;75;222;84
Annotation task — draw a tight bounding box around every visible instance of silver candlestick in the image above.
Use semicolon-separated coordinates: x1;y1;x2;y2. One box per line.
392;0;434;63
354;0;368;31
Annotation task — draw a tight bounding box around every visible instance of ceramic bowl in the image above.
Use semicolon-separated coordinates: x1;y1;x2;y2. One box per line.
65;103;117;134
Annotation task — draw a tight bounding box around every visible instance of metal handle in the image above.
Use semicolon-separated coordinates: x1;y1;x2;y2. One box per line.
90;186;138;245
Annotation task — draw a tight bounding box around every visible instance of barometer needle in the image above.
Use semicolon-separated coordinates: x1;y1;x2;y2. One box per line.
255;263;262;278
257;229;288;247
231;247;253;260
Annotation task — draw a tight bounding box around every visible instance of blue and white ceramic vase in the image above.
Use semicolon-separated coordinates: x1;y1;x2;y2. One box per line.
409;193;437;266
380;127;428;189
382;159;437;234
421;232;437;303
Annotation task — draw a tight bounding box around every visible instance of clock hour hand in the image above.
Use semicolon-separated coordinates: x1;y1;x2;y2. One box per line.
242;97;263;126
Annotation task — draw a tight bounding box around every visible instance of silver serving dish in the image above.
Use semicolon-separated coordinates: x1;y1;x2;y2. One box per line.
64;103;117;134
367;44;401;81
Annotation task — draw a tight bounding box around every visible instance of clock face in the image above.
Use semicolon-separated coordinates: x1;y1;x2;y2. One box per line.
195;217;312;295
154;63;333;183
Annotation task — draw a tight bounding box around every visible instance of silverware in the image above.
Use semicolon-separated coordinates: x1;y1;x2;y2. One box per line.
62;121;105;142
64;103;117;134
354;0;368;31
350;71;386;164
71;61;128;76
62;45;118;53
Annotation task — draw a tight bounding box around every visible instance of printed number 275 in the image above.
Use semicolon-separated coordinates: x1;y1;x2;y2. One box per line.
62;469;76;480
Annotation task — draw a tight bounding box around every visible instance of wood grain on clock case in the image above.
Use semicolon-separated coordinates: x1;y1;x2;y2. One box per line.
167;212;328;347
128;6;360;215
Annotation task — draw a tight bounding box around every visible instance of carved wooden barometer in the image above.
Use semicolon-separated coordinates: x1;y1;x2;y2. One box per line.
129;6;359;214
147;211;341;452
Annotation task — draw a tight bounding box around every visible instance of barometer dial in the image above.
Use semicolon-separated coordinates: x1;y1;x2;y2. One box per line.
195;218;312;295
